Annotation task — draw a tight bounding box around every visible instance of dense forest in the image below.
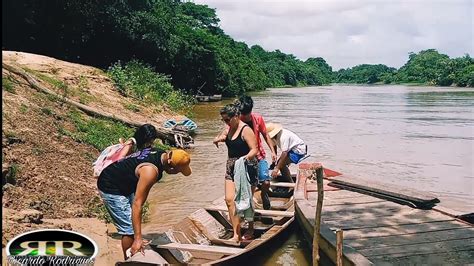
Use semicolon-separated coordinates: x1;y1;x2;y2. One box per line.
3;0;473;99
334;50;474;87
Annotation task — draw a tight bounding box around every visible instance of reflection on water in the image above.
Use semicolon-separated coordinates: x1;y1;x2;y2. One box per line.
144;85;473;265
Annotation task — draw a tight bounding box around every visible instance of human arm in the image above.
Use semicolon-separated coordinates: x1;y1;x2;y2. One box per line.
263;133;277;163
213;126;229;148
242;126;258;161
130;166;158;256
118;138;136;158
271;150;288;178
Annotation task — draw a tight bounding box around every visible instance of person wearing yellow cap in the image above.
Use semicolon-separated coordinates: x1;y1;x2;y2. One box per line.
97;126;192;259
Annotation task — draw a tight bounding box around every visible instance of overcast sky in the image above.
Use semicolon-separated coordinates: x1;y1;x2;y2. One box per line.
194;0;473;70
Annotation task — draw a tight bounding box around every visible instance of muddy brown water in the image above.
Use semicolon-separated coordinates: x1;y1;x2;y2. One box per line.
144;85;473;265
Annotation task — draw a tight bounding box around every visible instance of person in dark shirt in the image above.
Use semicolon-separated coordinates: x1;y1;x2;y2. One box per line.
97;125;192;259
213;103;258;243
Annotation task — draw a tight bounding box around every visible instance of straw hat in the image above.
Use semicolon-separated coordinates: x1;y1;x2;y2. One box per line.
266;123;283;138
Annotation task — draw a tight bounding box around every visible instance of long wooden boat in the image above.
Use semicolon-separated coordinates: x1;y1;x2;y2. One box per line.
119;175;303;265
195;94;222;102
295;162;474;265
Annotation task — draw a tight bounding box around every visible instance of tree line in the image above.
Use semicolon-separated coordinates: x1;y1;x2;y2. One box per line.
334;50;473;87
3;1;473;99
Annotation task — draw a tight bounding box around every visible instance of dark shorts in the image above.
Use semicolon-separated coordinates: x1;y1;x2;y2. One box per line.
225;157;258;186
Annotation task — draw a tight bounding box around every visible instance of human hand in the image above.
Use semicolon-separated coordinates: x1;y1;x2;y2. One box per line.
130;238;145;257
271;153;277;163
271;169;279;178
213;137;220;148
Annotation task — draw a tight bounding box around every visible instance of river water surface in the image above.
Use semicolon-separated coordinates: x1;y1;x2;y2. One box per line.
144;85;474;265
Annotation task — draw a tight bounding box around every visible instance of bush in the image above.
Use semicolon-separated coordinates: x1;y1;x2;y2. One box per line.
108;60;194;114
2;76;15;93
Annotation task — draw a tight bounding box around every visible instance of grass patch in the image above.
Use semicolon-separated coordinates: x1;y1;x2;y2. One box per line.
66;110;134;150
41;107;54;116
32;146;45;156
108;60;194;115
4;131;17;139
124;103;140;113
4;163;19;185
20;104;29;113
78;91;94;104
78;75;88;89
2;76;15;93
23;67;70;97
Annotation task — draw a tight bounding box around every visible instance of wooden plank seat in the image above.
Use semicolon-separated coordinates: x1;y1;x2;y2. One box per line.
206;206;294;217
157;243;244;255
270;182;296;188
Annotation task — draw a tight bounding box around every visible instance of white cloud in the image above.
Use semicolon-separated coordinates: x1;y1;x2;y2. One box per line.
194;0;473;70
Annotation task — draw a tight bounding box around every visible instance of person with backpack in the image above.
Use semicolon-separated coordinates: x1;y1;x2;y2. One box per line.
93;124;159;178
96;124;192;259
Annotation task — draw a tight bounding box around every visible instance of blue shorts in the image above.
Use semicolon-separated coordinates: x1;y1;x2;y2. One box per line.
289;151;305;164
99;190;135;235
258;159;270;182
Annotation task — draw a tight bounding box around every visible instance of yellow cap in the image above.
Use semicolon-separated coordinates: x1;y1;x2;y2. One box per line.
170;149;192;176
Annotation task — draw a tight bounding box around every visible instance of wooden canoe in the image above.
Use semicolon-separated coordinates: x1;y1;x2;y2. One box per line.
119;177;301;265
195;94;222;102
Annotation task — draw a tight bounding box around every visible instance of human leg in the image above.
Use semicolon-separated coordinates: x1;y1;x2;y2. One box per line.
99;191;135;259
280;155;294;183
225;179;241;242
258;160;271;210
243;185;257;240
122;235;134;259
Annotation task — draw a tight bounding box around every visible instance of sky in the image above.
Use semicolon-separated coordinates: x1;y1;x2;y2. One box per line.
194;0;473;70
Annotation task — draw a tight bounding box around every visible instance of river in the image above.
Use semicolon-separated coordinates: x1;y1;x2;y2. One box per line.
144;85;474;265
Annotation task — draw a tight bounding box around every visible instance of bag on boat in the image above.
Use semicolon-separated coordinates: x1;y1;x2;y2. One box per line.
92;139;134;177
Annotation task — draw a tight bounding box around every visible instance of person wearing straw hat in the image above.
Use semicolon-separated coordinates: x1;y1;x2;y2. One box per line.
97;140;192;259
266;123;307;182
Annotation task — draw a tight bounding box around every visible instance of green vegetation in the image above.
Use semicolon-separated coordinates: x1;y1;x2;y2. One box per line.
2;76;15;93
108;60;193;113
3;2;472;93
33;71;69;94
335;64;396;84
66;110;134;150
64;109;171;151
40;107;54;116
19;104;28;113
335;50;473;87
4;163;19;185
124;103;141;113
3;1;335;98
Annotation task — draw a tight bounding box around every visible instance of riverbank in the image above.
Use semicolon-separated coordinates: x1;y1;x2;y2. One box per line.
1;51;186;262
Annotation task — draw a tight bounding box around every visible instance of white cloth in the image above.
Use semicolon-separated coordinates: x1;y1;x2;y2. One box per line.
233;157;254;222
276;129;306;155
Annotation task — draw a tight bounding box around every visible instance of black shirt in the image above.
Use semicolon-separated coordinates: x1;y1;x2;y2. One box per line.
97;148;165;195
225;125;250;158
